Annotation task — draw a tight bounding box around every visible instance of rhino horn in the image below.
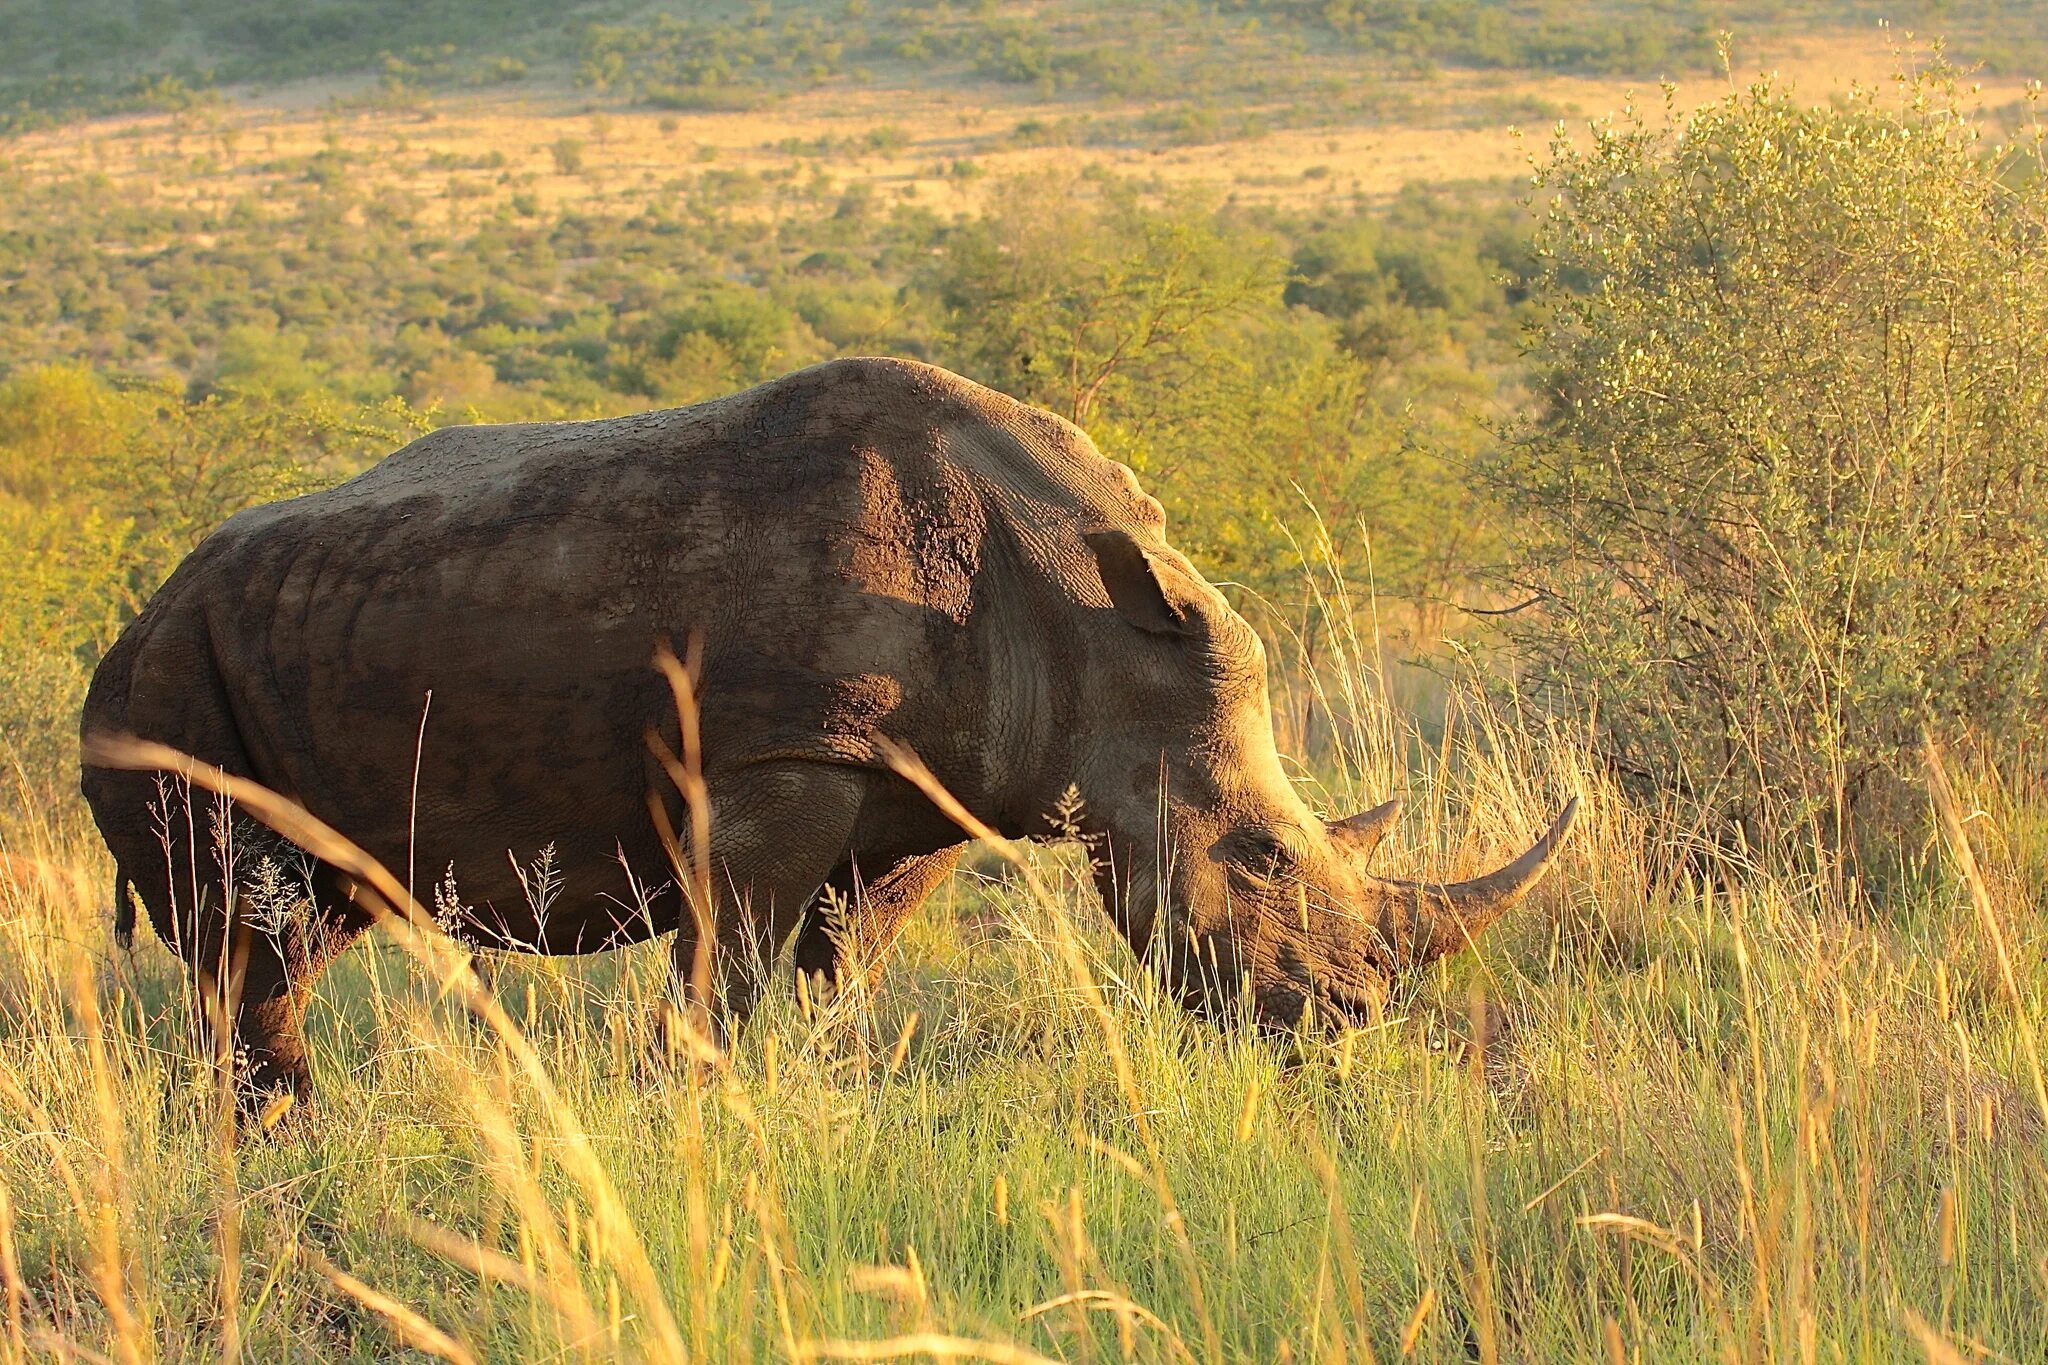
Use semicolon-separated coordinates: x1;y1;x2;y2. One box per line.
1326;797;1402;865
1371;796;1579;969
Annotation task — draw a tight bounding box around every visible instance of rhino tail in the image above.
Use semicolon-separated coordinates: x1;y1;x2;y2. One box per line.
112;867;136;950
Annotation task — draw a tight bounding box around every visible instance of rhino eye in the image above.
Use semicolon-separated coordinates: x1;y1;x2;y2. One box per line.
1238;830;1297;870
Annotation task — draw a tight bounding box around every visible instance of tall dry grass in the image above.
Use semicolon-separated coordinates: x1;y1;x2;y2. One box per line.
0;590;2043;1362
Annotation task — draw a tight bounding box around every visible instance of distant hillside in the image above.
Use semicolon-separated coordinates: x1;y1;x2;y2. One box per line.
6;0;2040;131
0;0;616;123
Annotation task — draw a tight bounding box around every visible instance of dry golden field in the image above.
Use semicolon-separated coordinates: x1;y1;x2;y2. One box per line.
6;28;2035;222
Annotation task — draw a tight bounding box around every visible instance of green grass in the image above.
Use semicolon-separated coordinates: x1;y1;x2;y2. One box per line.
4;679;2043;1362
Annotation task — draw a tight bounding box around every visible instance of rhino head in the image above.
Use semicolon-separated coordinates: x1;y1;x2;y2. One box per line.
1077;529;1577;1030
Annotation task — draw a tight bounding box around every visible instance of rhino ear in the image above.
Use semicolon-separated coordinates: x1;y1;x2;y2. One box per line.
1086;529;1190;637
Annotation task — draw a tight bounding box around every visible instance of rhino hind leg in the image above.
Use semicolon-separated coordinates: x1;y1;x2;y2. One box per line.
791;845;963;1006
196;895;371;1119
91;772;372;1122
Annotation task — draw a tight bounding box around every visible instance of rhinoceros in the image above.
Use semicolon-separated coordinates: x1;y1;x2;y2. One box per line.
81;357;1573;1107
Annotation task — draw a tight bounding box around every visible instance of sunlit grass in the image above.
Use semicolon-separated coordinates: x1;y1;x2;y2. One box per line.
3;658;2042;1362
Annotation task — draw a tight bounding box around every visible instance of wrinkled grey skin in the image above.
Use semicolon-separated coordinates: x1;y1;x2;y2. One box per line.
80;358;1573;1107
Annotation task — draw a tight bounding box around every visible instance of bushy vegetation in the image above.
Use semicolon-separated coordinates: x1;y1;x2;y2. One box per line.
0;0;597;126
921;176;1523;619
1226;0;1720;74
578;9;863;110
1493;70;2048;858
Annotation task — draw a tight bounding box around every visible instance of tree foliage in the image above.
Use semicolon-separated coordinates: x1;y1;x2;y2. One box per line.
1492;70;2048;850
922;177;1282;429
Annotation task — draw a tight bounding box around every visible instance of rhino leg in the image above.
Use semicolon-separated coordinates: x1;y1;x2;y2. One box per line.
660;761;870;1052
194;887;371;1119
96;779;371;1120
791;846;963;1005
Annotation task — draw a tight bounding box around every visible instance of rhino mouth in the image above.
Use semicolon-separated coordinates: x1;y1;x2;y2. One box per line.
1268;952;1383;1031
1313;977;1386;1030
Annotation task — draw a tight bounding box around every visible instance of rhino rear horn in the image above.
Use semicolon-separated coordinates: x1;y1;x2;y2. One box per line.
1327;797;1401;866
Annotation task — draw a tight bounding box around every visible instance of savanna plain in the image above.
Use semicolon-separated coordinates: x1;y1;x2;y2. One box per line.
2;1;2047;1360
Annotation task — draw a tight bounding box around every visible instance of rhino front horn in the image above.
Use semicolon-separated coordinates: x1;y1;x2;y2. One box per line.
1372;796;1580;969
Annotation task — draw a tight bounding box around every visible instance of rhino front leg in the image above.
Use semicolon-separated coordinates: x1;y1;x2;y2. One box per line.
791;846;963;1007
657;762;868;1056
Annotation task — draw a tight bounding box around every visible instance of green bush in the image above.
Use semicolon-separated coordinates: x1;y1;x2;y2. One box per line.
1491;72;2048;854
548;137;586;176
576;10;854;108
1218;0;1719;76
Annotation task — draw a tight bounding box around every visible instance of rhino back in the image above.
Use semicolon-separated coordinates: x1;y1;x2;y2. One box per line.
86;358;1156;938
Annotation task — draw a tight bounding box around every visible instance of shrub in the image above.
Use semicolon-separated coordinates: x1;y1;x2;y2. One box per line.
1490;71;2048;856
549;137;586;176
